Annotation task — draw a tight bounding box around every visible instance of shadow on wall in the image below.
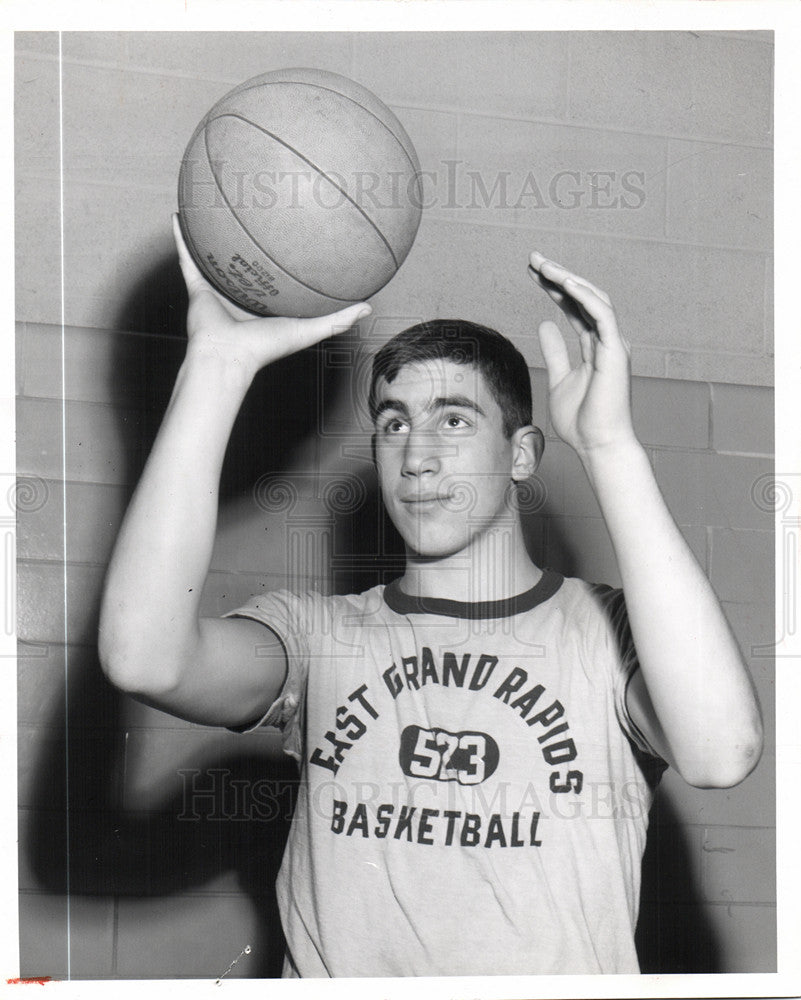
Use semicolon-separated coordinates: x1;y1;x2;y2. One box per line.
24;253;718;976
24;252;361;977
25;651;297;978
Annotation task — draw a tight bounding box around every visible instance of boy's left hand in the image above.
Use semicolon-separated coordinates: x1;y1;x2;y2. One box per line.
528;252;637;461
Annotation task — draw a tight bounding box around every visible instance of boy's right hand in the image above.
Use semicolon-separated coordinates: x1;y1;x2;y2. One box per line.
173;214;372;380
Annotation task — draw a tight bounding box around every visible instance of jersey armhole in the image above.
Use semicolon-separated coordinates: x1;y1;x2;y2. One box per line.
224;618;290;735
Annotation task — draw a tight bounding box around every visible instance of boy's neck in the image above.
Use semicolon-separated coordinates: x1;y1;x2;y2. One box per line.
399;526;542;603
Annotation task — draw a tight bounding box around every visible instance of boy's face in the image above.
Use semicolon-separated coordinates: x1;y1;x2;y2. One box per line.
372;358;531;561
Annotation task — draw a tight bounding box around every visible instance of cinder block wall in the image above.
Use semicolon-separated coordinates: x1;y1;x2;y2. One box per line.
15;31;774;978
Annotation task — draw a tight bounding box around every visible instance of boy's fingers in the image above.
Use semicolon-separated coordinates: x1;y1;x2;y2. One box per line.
528;265;568;305
579;329;595;366
292;303;373;350
173;214;288;323
529;252;613;307
172;214;210;294
537;320;570;388
530;266;592;338
561;278;621;349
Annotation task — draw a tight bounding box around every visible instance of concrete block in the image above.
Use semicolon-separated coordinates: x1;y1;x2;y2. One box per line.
709;528;773;604
547;515;705;586
453;115;666;238
62;31;130;66
393;107;458;211
16;396;154;485
711;382;774;456
639;821;705;905
702;825;775;904
17;645;66;728
519;508;546;569
656;755;775;842
568;32;772;143
529;366;550;434
212;483;374;577
679;523;709;574
122;726;283;812
55;41;437;266
15;322;25;397
60;62;221;190
179;870;247;896
17;808;66;893
219;516;326;579
546;515;619;587
16;31;59;56
666;140;772;251
121;698;197;731
532;438;567;516
353;32;568;120
19;322;185;407
635;899;715;972
17;641;120;729
765;255;773;358
18;892;116;980
561;447;601;519
706;31;773;44
15;162;63;326
211;504;295;576
664;350;772;388
17;561;106;646
559;233;766;358
701;901;776;972
16;50;62;175
17;724;123;811
653;451;773;529
123;30;354;83
17;727;59;811
16;479;132;565
636;899;775;973
369;215;564;371
115;893;261;979
59;181;177;333
628;346;666;379
631;376;710;450
200;570;320;619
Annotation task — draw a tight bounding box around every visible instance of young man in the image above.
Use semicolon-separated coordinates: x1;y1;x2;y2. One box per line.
99;217;763;978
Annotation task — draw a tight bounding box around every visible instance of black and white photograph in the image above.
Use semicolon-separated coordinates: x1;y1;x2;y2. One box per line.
7;4;799;995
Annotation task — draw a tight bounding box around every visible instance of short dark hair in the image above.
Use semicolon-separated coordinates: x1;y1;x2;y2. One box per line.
368;319;532;438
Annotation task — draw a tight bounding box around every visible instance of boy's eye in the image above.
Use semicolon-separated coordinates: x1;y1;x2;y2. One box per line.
383;418;408;434
444;414;469;429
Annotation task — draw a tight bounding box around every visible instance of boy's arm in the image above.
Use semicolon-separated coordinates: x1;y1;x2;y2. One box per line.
98;216;370;728
528;252;763;788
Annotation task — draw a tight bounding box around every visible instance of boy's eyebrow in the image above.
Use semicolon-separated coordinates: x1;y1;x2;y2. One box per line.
373;398;410;419
373;395;486;419
434;395;486;416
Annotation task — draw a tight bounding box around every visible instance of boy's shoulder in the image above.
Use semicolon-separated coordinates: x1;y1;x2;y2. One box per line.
226;582;388;629
557;573;624;605
549;575;630;635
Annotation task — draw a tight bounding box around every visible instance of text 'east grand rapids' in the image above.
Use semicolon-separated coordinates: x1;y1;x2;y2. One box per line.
309;646;585;800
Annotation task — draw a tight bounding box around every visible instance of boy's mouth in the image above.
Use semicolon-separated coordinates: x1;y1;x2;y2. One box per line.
400;493;452;506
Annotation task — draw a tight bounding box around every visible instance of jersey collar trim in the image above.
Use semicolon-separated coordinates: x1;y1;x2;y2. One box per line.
382;568;564;619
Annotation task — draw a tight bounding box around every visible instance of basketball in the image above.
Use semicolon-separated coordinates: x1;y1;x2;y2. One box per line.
177;68;423;318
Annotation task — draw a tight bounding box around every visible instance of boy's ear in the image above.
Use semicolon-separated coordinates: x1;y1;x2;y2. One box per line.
511;425;544;481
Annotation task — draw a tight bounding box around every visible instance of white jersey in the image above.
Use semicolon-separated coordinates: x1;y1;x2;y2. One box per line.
227;570;665;977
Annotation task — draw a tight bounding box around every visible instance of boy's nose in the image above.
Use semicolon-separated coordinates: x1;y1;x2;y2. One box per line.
401;432;442;478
